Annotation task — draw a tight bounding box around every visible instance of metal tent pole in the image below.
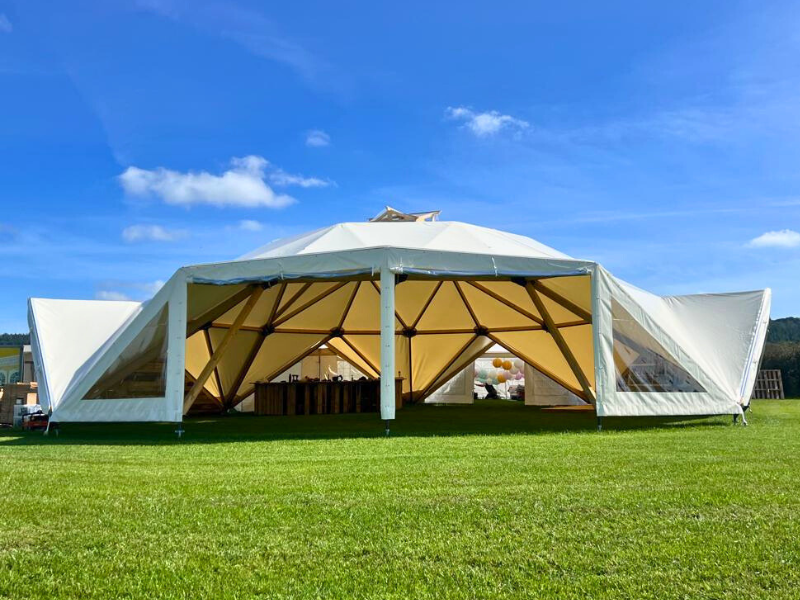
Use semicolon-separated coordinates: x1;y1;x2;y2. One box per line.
380;265;396;434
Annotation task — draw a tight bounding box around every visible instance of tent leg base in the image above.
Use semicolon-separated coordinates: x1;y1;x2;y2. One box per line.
596;416;603;432
384;420;391;437
175;424;185;439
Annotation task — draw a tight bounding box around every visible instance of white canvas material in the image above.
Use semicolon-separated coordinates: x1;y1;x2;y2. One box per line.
28;220;771;423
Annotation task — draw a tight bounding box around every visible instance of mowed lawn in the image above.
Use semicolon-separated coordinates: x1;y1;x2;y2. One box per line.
1;401;799;599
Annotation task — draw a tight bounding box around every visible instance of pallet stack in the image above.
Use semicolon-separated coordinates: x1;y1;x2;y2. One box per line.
751;369;785;400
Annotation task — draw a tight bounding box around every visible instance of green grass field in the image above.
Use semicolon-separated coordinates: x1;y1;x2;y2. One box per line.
1;400;799;599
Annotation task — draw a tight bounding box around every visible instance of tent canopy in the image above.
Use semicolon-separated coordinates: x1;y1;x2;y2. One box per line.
29;220;771;423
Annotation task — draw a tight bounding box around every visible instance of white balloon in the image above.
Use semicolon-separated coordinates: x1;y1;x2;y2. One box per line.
513;358;524;370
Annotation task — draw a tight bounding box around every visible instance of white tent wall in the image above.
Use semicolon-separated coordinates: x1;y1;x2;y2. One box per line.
594;266;770;417
424;363;474;404
39;272;187;423
524;364;587;406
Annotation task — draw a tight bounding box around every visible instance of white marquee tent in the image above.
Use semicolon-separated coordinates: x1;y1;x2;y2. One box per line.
29;219;771;425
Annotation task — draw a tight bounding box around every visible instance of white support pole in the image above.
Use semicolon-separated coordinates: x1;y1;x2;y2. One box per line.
380;265;396;423
166;271;188;424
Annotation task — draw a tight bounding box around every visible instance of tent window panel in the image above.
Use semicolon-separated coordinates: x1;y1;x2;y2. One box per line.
612;300;705;393
84;306;168;400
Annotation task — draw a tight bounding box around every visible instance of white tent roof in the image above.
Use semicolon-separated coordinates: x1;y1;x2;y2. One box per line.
28;219;771;423
238;221;573;262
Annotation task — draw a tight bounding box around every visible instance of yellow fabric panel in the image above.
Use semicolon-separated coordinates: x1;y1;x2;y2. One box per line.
490;329;582;394
477;281;541;319
208;328;261;397
538;293;584;325
186;283;247;323
237;332;329;396
558;324;595;388
538;275;592;315
215;285;282;328
184;331;220;398
415;282;476;331
272;282;341;323
423;335;493;400
396;280;439;326
458;283;540;329
342;283;381;331
278;282;356;330
326;337;379;378
338;334;411;392
410;333;476;393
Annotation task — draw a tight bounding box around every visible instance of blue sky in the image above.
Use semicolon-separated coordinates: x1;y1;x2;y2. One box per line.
2;0;800;332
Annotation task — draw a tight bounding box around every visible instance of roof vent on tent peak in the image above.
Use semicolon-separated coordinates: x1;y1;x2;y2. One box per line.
369;206;440;222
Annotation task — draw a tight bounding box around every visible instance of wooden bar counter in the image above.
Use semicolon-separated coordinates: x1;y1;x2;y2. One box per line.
254;378;403;416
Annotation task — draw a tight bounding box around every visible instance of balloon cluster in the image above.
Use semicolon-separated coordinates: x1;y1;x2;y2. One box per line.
475;358;526;385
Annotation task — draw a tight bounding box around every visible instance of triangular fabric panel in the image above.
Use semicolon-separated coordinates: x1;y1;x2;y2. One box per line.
208;328;262;397
236;332;329;398
611;299;704;393
422;335;494;400
396;281;440;326
277;282;356;329
489;329;585;397
84;304;169;400
415;282;476;331
185;331;220;398
342;283;381;331
410;333;477;394
458;283;540;329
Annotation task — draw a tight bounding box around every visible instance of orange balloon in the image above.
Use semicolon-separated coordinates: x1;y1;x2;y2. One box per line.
502;360;513;371
497;373;507;383
492;357;503;368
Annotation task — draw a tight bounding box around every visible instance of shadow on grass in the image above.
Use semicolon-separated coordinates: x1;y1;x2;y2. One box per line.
0;401;732;446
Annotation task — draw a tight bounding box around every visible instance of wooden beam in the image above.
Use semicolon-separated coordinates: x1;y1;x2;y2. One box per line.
203;328;224;401
525;282;595;403
186;285;258;337
338;282;360;329
454;281;480;327
338;335;381;376
185;370;223;408
223;282;288;406
465;281;544;326
272;282;312;319
418;334;480;399
533;280;592;323
417;336;494;403
273;281;349;327
411;281;442;329
183;287;264;413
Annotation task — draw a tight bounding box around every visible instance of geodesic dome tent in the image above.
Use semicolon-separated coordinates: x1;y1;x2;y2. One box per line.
29;220;771;424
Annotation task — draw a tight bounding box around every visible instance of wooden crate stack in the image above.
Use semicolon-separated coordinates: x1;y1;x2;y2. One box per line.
751;369;785;400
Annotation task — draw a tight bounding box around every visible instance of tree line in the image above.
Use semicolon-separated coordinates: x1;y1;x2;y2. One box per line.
762;317;800;397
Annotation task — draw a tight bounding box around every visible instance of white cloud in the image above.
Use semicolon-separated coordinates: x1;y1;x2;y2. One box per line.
269;168;333;188
96;290;132;301
122;224;187;243
118;156;302;208
238;219;263;232
96;280;165;302
306;129;331;147
747;229;800;249
0;14;12;34
445;106;529;137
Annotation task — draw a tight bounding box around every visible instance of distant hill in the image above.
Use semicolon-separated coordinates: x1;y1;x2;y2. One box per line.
0;333;29;346
767;317;800;343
